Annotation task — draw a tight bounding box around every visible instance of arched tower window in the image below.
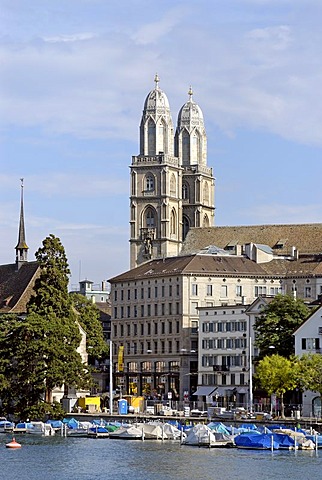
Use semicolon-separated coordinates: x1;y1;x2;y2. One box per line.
196;210;200;227
192;131;201;164
170;173;176;196
183;216;190;240
145;174;155;192
148;119;156;155
170;208;176;235
182;183;189;201
203;182;209;205
182;130;190;165
203;214;209;227
145;207;156;228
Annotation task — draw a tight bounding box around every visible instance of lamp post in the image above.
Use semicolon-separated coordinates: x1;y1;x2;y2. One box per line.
109;339;113;415
249;336;253;414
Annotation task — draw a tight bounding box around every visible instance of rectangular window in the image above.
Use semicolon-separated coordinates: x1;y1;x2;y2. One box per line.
169;285;172;297
114;307;117;318
154;304;158;315
134;306;138;318
147;304;151;316
305;287;312;298
120;306;124;318
161;303;165;315
113;325;117;337
162;285;165;297
127;324;130;336
240;373;245;385
161;322;165;334
176;284;180;296
168;303;172;315
207;284;213;296
168;321;172;334
120;324;124;336
236;285;242;297
127;290;130;300
191;302;198;315
303;338;320;350
176;302;180;314
255;286;267;297
141;288;144;300
134;289;137;300
155;286;158;298
127;306;130;318
176;321;180;334
168;340;172;353
141;305;144;317
147;323;151;335
220;285;228;297
192;284;198;296
154;323;158;335
133;324;137;336
230;373;235;385
147;287;151;298
140;323;144;335
114;290;117;301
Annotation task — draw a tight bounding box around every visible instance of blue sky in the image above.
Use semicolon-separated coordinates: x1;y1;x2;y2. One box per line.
1;0;322;288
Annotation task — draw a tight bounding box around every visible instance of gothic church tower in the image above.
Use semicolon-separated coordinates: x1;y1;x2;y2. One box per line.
130;76;215;268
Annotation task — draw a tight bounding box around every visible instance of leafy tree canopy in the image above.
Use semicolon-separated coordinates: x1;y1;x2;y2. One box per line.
70;293;109;361
254;294;310;358
297;353;322;396
256;354;299;418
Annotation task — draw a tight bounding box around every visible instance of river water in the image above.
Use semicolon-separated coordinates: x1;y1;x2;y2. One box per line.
2;434;322;480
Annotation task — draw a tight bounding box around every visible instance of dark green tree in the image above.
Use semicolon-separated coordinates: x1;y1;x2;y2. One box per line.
70;293;109;362
254;294;310;358
0;235;91;418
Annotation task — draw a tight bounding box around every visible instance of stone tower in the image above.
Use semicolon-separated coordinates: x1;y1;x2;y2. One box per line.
175;87;215;239
130;77;215;268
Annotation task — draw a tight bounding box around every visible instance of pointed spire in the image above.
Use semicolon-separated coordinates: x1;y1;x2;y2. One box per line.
15;178;28;269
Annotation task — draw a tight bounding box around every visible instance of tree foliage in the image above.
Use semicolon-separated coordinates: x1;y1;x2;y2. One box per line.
70;293;109;362
297;353;322;396
0;235;91;419
254;294;310;358
256;354;299;418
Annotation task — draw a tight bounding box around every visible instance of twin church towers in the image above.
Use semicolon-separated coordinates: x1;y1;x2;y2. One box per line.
130;75;215;268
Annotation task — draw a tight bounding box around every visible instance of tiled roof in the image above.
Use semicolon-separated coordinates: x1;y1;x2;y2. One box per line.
181;224;322;256
109;254;269;282
0;262;40;313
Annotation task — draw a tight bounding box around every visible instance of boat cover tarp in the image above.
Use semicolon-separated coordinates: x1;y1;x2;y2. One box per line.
235;432;278;449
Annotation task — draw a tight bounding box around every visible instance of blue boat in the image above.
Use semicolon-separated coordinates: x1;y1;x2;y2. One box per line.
234;431;295;450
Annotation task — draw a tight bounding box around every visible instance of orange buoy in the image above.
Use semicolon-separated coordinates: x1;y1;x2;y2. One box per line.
6;437;21;448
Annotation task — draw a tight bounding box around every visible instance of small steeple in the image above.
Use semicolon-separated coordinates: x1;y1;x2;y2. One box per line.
15;178;28;269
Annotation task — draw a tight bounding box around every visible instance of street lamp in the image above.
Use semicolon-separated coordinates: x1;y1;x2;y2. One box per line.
109;339;113;415
249;336;253;414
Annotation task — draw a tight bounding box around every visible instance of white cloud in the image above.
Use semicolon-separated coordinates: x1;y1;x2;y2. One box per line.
43;33;96;43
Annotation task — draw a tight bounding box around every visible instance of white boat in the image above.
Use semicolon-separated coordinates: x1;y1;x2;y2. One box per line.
182;424;234;447
0;419;14;432
108;425;144;440
27;422;55;436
